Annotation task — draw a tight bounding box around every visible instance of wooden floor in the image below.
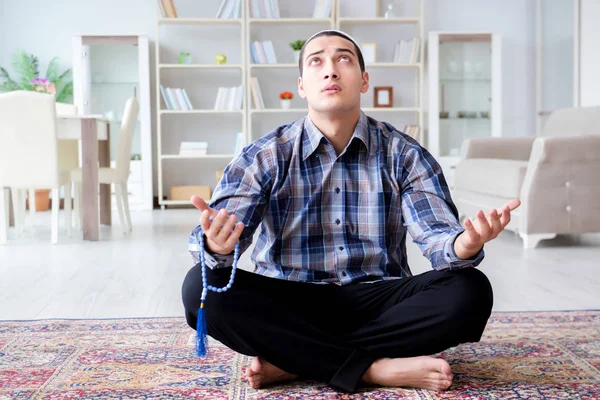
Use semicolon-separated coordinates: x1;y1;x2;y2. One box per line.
0;209;599;320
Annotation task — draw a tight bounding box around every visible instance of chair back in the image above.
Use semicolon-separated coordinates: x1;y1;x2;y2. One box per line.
0;91;60;188
542;106;600;137
115;97;139;182
55;102;80;171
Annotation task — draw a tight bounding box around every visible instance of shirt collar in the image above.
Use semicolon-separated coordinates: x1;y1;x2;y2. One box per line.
302;111;370;161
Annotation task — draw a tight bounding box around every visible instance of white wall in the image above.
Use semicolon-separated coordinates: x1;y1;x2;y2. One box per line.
0;0;537;198
580;0;600;107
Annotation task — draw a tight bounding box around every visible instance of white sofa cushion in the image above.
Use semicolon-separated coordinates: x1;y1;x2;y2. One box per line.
454;159;528;198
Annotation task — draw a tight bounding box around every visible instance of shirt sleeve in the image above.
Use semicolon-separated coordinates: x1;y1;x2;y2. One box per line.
188;143;273;268
399;143;484;271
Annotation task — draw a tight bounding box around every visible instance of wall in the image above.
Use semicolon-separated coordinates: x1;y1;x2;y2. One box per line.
0;0;538;198
425;0;536;137
580;0;600;107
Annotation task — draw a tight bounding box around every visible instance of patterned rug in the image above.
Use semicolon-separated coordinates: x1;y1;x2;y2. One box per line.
1;311;599;399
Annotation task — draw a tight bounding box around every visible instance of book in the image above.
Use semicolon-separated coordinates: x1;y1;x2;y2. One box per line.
157;0;166;17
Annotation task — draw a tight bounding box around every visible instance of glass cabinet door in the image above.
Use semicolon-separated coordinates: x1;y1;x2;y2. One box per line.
437;34;493;158
82;43;141;167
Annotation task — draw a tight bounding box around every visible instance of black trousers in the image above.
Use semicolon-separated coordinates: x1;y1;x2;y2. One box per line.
181;265;493;393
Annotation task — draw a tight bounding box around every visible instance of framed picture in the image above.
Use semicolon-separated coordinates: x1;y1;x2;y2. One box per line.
361;42;377;64
374;86;393;107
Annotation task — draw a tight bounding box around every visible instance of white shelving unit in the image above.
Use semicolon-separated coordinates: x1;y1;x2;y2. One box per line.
246;2;335;142
156;0;425;207
428;32;502;186
336;0;425;141
156;2;246;209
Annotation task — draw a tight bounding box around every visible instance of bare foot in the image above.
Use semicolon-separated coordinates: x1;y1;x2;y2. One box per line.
245;356;299;389
362;356;453;391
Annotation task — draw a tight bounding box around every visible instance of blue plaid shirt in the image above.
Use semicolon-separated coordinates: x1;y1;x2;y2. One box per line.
189;111;484;285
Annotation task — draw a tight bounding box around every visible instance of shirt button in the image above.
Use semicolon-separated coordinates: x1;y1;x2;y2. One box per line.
565;181;571;187
342;271;347;277
335;219;341;225
339;246;344;251
335;187;340;194
566;205;572;212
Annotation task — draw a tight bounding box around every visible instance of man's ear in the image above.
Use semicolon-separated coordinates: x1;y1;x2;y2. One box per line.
361;71;369;94
298;76;307;99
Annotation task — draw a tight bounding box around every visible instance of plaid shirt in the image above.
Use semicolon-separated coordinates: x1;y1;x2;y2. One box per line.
189;111;484;285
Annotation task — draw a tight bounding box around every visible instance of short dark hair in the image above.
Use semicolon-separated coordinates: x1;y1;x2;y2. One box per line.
298;30;365;77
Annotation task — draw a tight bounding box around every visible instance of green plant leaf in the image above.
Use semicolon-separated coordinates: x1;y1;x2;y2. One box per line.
0;67;21;91
12;49;39;89
56;81;73;103
46;57;59;82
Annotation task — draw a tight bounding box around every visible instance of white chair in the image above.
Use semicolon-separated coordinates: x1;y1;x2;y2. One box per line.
71;97;139;233
0;91;72;244
26;102;80;226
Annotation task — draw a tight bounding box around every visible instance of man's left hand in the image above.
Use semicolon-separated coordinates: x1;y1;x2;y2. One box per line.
454;198;521;259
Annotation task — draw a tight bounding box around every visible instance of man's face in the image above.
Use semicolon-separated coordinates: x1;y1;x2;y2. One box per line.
298;35;369;114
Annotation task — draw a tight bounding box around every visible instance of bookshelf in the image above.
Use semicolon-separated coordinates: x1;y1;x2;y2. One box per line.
336;0;424;141
156;0;246;209
246;0;335;142
156;0;425;208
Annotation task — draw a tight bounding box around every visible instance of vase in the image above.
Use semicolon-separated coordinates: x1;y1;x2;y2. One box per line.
33;189;51;211
280;99;291;109
293;50;301;65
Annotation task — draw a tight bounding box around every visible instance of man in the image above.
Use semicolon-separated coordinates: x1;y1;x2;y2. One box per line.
182;30;520;393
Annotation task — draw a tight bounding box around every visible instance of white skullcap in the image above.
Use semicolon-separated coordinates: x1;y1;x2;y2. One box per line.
303;29;362;52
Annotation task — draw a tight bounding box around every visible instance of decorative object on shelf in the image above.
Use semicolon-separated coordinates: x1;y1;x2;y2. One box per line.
383;0;396;18
131;154;142;161
466;111;477;118
215;53;227;65
439;83;448;118
457;111;466;118
480;111;490;119
361;42;377;64
0;49;73;102
170;185;211;202
374;86;393;108
280;91;293;109
289;40;306;65
179;52;192;64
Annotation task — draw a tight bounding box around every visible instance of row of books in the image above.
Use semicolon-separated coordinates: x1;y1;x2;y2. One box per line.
250;0;280;18
160;85;194;110
312;0;333;18
403;125;420;141
393;38;421;64
216;0;242;19
250;41;278;64
214;86;244;110
178;133;246;157
179;141;208;156
249;77;265;109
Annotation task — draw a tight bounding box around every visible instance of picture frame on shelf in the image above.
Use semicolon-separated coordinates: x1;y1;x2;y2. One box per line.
374;86;393;107
361;42;377;63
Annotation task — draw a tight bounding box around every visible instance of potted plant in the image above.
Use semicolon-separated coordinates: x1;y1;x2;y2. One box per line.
1;49;73;211
280;91;293;109
0;49;73;102
289;40;306;64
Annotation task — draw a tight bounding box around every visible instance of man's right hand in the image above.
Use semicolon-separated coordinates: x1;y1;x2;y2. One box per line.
191;195;245;255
